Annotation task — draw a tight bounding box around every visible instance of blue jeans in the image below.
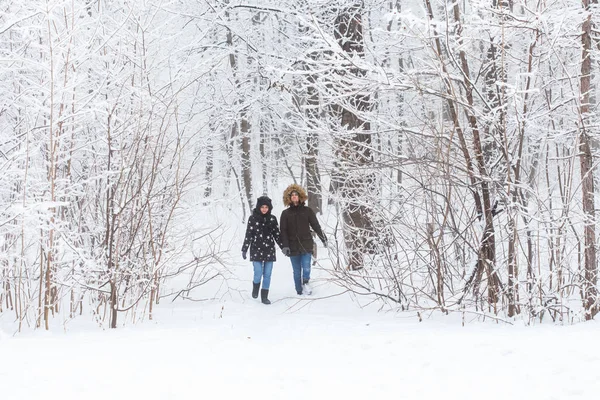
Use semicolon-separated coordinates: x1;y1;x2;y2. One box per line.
252;261;274;290
290;253;312;294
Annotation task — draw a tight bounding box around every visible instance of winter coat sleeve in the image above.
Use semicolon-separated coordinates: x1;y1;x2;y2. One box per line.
308;208;326;244
241;215;254;253
270;216;283;249
280;210;289;248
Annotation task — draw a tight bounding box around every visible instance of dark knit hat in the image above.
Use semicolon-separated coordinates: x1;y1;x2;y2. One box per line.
255;196;273;213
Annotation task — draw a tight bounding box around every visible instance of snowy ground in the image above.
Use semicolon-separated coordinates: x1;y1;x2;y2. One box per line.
1;256;600;400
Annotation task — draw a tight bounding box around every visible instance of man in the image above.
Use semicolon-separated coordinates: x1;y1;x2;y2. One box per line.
280;184;327;295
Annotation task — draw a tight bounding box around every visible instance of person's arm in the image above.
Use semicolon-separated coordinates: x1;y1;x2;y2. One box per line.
280;210;289;249
271;216;284;249
241;216;254;253
308;208;326;244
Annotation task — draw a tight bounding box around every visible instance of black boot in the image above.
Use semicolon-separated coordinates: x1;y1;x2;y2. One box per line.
252;282;260;299
261;289;271;305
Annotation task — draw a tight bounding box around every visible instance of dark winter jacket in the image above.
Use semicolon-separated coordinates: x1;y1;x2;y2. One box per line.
242;196;283;262
280;184;326;256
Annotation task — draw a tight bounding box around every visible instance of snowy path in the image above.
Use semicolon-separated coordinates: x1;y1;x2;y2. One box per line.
1;262;599;399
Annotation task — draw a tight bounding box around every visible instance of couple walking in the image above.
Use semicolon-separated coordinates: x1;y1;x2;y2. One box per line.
241;184;327;304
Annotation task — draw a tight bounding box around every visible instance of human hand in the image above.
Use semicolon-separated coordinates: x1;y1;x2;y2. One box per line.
322;239;328;247
282;247;290;256
242;250;247;260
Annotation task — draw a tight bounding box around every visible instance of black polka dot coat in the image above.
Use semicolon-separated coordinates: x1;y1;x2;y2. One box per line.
242;209;283;262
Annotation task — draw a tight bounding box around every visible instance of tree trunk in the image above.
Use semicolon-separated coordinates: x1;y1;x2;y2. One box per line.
305;73;322;214
204;117;215;201
424;0;500;305
226;2;252;214
260;126;268;194
449;1;501;305
44;14;57;330
422;0;483;217
241;115;253;210
579;1;598;320
333;4;377;270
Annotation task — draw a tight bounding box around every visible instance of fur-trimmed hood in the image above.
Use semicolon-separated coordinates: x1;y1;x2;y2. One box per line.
283;184;308;207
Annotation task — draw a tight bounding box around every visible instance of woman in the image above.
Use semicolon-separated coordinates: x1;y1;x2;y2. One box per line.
241;196;283;304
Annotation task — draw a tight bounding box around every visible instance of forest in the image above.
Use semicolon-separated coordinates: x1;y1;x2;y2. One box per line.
1;0;600;331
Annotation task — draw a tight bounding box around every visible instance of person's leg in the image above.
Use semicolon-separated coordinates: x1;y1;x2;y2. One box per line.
252;261;263;284
260;288;271;305
252;261;263;298
300;252;312;283
262;261;274;290
289;255;303;294
260;261;273;305
301;252;313;294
